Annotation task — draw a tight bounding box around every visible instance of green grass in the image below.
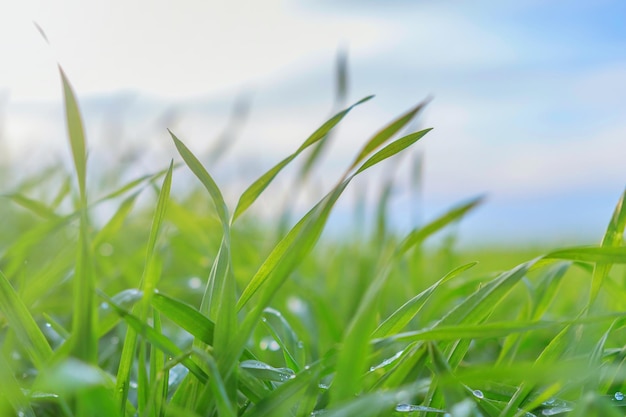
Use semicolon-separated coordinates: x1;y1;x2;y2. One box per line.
0;65;626;417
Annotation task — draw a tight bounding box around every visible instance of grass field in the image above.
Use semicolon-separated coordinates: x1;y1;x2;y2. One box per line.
1;66;626;417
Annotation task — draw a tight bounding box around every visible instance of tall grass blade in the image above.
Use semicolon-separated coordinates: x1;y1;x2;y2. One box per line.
60;67;97;363
545;246;626;263
374;262;478;338
588;189;626;308
232;96;373;222
0;270;52;368
104;293;209;384
115;162;172;413
60;67;87;202
1;193;60;220
170;130;229;230
348;98;430;171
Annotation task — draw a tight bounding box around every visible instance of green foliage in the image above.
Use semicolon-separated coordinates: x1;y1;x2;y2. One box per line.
0;67;625;417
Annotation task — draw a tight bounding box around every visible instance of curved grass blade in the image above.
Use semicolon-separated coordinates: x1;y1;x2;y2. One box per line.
1;193;60;220
170;130;229;230
59;66;98;364
170;131;236;362
193;349;236;417
237;127;433;312
103;292;208;384
241;362;323;417
545;246;626;263
91;191;140;249
322;387;412;417
373;262;478;338
588;189;626;308
397;196;485;256
139;160;173;300
331;198;478;404
348;98;431;172
151;292;214;346
261;308;304;371
60;66;87;201
232;95;373;223
115;162;173;413
0;352;35;417
355;128;432;174
240;360;295;382
0;270;52;369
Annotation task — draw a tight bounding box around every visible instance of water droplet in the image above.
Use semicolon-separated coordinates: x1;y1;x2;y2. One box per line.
259;336;279;351
472;389;484;399
11;351;21;361
543;398;556;406
45;322;52;328
615;391;624;401
100;302;109;310
396;404;413;412
297;341;304;349
542;406;573;416
129;381;138;389
110;336;119;345
17;411;25;417
318;383;330;390
288;297;306;314
187;277;202;289
304;365;310;370
369;350;404;372
395;404;448;413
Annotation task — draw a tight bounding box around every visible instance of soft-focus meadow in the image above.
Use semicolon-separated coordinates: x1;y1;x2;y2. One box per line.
1;58;626;417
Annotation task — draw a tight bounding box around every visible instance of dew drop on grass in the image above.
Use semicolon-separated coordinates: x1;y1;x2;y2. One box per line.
542;406;573;416
110;336;119;345
187;277;202;289
129;381;138;389
11;351;21;361
395;404;448;413
288;296;306;314
395;404;413;412
18;411;25;417
100;302;109;310
369;350;404;372
45;322;52;328
615;391;624;401
472;389;484;399
259;337;280;351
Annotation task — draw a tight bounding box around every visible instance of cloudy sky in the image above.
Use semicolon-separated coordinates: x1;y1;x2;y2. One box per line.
1;0;625;245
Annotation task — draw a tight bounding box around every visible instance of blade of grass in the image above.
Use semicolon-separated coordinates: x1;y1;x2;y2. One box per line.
374;262;478;338
114;161;173;413
0;270;52;369
348;98;431;172
104;292;208;384
545;246;626;263
232;95;373;222
60;66;98;364
588;189;626;309
1;193;60;220
332;197;480;404
170;132;237;368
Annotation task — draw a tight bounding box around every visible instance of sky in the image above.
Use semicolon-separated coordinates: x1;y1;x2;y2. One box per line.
0;0;625;245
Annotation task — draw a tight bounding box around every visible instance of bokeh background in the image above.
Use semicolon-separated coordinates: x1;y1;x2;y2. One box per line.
1;0;625;245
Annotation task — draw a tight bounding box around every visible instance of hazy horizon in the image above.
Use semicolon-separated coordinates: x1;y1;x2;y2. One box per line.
1;1;624;245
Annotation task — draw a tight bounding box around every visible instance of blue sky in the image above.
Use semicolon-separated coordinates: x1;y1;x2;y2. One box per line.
0;1;624;245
